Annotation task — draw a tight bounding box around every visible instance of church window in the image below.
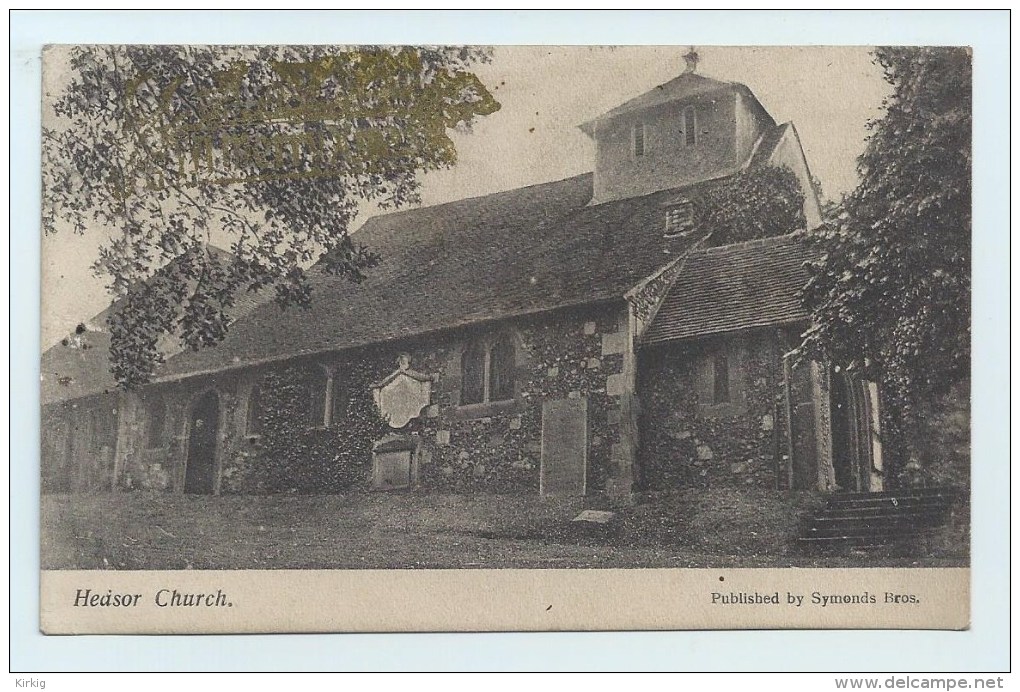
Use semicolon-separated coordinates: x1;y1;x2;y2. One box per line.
713;350;731;404
307;367;330;428
664;201;695;237
697;341;745;415
633;122;645;157
80;410;98;451
461;334;516;406
246;383;263;437
683;107;697;145
488;334;516;402
461;342;486;405
329;375;348;426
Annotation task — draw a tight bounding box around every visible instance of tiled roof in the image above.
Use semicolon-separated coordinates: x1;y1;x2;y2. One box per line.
156;173;727;380
43;128;794;397
748;122;791;169
579;73;734;134
641;234;818;346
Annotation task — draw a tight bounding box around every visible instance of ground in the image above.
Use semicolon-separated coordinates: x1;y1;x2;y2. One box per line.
41;489;968;570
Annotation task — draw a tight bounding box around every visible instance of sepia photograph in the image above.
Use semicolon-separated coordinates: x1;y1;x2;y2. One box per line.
35;41;973;633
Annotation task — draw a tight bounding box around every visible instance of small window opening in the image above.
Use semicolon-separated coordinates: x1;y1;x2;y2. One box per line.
664;201;695;237
683;107;697;146
246;384;263;437
713;350;730;404
633;122;645;157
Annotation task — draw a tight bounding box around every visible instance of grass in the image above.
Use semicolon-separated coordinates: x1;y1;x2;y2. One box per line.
41;489;969;570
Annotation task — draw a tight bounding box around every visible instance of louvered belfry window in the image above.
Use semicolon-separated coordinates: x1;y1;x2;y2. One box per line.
633;122;645;157
665;201;694;236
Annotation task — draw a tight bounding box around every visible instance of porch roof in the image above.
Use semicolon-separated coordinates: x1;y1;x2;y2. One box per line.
641;234;818;346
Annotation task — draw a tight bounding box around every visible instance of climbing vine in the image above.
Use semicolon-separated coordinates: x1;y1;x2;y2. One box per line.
691;166;808;246
225;359;390;493
799;47;971;480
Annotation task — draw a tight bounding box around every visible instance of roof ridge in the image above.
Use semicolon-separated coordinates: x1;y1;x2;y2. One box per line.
360;172;594;224
693;232;806;255
578;72;740;134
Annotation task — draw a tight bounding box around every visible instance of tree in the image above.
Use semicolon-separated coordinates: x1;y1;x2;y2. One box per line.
800;47;971;472
43;45;500;387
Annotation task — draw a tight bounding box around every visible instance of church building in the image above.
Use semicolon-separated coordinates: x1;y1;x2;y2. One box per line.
41;54;885;501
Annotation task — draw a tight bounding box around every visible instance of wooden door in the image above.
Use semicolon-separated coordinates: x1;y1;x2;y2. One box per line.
185;391;219;494
785;357;819;491
540;398;588;497
829;370;860;491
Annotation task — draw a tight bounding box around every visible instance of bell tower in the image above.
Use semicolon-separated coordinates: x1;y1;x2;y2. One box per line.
579;51;778;205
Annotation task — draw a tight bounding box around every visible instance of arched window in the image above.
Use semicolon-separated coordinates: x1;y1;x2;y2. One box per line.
329;376;348;426
683;107;697;146
307;367;330;428
713;350;730;404
461;333;516;406
489;334;516;402
461;342;486;405
246;384;263;437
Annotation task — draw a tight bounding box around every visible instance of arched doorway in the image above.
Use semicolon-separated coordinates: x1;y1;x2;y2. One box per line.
185;390;220;494
828;371;882;492
830;371;858;491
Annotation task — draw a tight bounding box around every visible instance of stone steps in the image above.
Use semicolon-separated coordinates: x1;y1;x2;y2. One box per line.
798;487;964;553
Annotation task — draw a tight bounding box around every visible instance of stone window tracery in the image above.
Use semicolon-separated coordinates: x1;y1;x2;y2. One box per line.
461;333;516;406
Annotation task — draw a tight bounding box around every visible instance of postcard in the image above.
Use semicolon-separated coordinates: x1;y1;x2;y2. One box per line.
38;44;971;633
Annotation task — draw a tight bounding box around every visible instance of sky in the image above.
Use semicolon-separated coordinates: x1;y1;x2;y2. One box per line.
40;45;891;347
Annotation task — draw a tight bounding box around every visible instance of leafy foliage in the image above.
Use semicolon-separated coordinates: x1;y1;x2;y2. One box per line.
234;361;390;493
44;45;500;387
693;166;807;246
799;47;971;470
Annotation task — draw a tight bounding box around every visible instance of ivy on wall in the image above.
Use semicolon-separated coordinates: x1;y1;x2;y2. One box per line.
691;166;807;246
227;360;390;493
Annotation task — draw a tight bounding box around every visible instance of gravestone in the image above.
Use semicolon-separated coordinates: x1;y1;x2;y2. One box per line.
371;434;419;490
540;397;588;496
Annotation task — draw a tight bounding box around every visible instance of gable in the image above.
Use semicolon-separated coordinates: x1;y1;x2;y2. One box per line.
755;123;823;229
578;73;735;135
